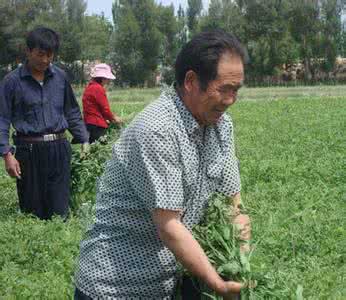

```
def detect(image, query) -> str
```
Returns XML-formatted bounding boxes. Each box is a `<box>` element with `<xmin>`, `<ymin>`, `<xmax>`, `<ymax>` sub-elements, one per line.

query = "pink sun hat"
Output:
<box><xmin>90</xmin><ymin>63</ymin><xmax>116</xmax><ymax>80</ymax></box>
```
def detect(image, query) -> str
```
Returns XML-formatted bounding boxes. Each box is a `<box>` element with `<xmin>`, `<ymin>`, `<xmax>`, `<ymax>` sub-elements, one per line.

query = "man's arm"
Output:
<box><xmin>0</xmin><ymin>77</ymin><xmax>21</xmax><ymax>178</ymax></box>
<box><xmin>0</xmin><ymin>77</ymin><xmax>13</xmax><ymax>156</ymax></box>
<box><xmin>130</xmin><ymin>130</ymin><xmax>242</xmax><ymax>297</ymax></box>
<box><xmin>63</xmin><ymin>80</ymin><xmax>89</xmax><ymax>144</ymax></box>
<box><xmin>152</xmin><ymin>209</ymin><xmax>243</xmax><ymax>299</ymax></box>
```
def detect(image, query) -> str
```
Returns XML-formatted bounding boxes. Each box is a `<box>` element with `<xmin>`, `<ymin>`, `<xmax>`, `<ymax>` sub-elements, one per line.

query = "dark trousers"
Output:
<box><xmin>74</xmin><ymin>288</ymin><xmax>93</xmax><ymax>300</ymax></box>
<box><xmin>74</xmin><ymin>276</ymin><xmax>201</xmax><ymax>300</ymax></box>
<box><xmin>86</xmin><ymin>124</ymin><xmax>107</xmax><ymax>144</ymax></box>
<box><xmin>15</xmin><ymin>139</ymin><xmax>71</xmax><ymax>220</ymax></box>
<box><xmin>180</xmin><ymin>276</ymin><xmax>201</xmax><ymax>300</ymax></box>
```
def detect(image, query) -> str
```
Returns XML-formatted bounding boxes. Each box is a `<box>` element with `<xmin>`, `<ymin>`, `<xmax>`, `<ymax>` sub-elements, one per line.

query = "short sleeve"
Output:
<box><xmin>218</xmin><ymin>123</ymin><xmax>241</xmax><ymax>196</ymax></box>
<box><xmin>128</xmin><ymin>130</ymin><xmax>185</xmax><ymax>211</ymax></box>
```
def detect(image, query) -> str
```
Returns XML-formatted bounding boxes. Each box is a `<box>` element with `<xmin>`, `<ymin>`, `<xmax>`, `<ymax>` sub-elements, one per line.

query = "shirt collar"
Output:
<box><xmin>215</xmin><ymin>113</ymin><xmax>229</xmax><ymax>143</ymax></box>
<box><xmin>20</xmin><ymin>62</ymin><xmax>55</xmax><ymax>79</ymax></box>
<box><xmin>164</xmin><ymin>85</ymin><xmax>200</xmax><ymax>136</ymax></box>
<box><xmin>164</xmin><ymin>85</ymin><xmax>228</xmax><ymax>139</ymax></box>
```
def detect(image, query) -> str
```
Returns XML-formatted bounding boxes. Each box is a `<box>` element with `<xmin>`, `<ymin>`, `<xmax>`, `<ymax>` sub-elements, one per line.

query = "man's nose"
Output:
<box><xmin>43</xmin><ymin>55</ymin><xmax>52</xmax><ymax>63</ymax></box>
<box><xmin>223</xmin><ymin>92</ymin><xmax>237</xmax><ymax>106</ymax></box>
<box><xmin>42</xmin><ymin>56</ymin><xmax>49</xmax><ymax>63</ymax></box>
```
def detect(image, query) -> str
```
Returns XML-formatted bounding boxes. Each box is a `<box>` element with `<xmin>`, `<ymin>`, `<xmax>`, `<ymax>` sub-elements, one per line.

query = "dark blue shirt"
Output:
<box><xmin>0</xmin><ymin>63</ymin><xmax>89</xmax><ymax>155</ymax></box>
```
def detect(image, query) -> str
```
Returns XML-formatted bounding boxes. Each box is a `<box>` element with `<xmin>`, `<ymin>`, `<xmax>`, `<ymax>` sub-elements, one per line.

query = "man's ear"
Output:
<box><xmin>184</xmin><ymin>70</ymin><xmax>199</xmax><ymax>93</ymax></box>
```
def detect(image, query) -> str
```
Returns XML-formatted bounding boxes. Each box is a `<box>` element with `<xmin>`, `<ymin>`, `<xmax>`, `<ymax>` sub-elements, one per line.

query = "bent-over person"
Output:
<box><xmin>74</xmin><ymin>29</ymin><xmax>250</xmax><ymax>299</ymax></box>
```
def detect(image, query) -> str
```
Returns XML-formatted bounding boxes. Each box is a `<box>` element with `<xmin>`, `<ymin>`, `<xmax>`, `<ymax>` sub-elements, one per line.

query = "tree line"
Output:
<box><xmin>0</xmin><ymin>0</ymin><xmax>345</xmax><ymax>86</ymax></box>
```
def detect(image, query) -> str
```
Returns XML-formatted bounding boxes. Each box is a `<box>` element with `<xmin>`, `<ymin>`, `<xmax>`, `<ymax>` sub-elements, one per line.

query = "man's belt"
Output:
<box><xmin>15</xmin><ymin>132</ymin><xmax>66</xmax><ymax>143</ymax></box>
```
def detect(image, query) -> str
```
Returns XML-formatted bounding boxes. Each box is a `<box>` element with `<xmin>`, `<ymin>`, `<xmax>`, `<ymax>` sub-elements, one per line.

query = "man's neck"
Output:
<box><xmin>177</xmin><ymin>86</ymin><xmax>205</xmax><ymax>127</ymax></box>
<box><xmin>27</xmin><ymin>63</ymin><xmax>45</xmax><ymax>82</ymax></box>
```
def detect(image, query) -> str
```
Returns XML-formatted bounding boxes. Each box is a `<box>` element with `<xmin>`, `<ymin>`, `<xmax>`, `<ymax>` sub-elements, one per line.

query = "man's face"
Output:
<box><xmin>188</xmin><ymin>52</ymin><xmax>244</xmax><ymax>125</ymax></box>
<box><xmin>26</xmin><ymin>48</ymin><xmax>54</xmax><ymax>73</ymax></box>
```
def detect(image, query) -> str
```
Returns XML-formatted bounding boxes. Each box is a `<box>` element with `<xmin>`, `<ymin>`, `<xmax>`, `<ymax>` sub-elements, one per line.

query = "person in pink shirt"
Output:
<box><xmin>82</xmin><ymin>63</ymin><xmax>122</xmax><ymax>143</ymax></box>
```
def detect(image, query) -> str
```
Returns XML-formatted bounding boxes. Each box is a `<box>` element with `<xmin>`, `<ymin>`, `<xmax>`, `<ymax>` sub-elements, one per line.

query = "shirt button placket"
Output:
<box><xmin>41</xmin><ymin>87</ymin><xmax>48</xmax><ymax>128</ymax></box>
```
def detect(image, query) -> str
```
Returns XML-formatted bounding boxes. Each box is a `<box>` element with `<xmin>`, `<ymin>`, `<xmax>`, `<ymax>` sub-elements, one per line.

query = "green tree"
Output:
<box><xmin>80</xmin><ymin>15</ymin><xmax>113</xmax><ymax>62</ymax></box>
<box><xmin>199</xmin><ymin>0</ymin><xmax>246</xmax><ymax>42</ymax></box>
<box><xmin>59</xmin><ymin>0</ymin><xmax>86</xmax><ymax>63</ymax></box>
<box><xmin>156</xmin><ymin>4</ymin><xmax>178</xmax><ymax>83</ymax></box>
<box><xmin>66</xmin><ymin>0</ymin><xmax>86</xmax><ymax>26</ymax></box>
<box><xmin>0</xmin><ymin>0</ymin><xmax>18</xmax><ymax>66</ymax></box>
<box><xmin>0</xmin><ymin>0</ymin><xmax>41</xmax><ymax>65</ymax></box>
<box><xmin>111</xmin><ymin>0</ymin><xmax>162</xmax><ymax>86</ymax></box>
<box><xmin>187</xmin><ymin>0</ymin><xmax>202</xmax><ymax>35</ymax></box>
<box><xmin>288</xmin><ymin>0</ymin><xmax>321</xmax><ymax>80</ymax></box>
<box><xmin>177</xmin><ymin>4</ymin><xmax>188</xmax><ymax>48</ymax></box>
<box><xmin>319</xmin><ymin>0</ymin><xmax>344</xmax><ymax>72</ymax></box>
<box><xmin>111</xmin><ymin>0</ymin><xmax>142</xmax><ymax>85</ymax></box>
<box><xmin>243</xmin><ymin>0</ymin><xmax>298</xmax><ymax>78</ymax></box>
<box><xmin>199</xmin><ymin>0</ymin><xmax>298</xmax><ymax>80</ymax></box>
<box><xmin>339</xmin><ymin>19</ymin><xmax>346</xmax><ymax>57</ymax></box>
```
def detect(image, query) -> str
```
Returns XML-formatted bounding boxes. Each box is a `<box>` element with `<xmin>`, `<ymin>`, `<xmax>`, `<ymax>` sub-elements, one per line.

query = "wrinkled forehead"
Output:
<box><xmin>218</xmin><ymin>51</ymin><xmax>244</xmax><ymax>69</ymax></box>
<box><xmin>216</xmin><ymin>52</ymin><xmax>244</xmax><ymax>81</ymax></box>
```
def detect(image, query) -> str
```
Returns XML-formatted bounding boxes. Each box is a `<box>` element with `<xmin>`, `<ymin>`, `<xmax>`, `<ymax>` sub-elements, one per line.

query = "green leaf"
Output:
<box><xmin>222</xmin><ymin>226</ymin><xmax>231</xmax><ymax>241</ymax></box>
<box><xmin>221</xmin><ymin>262</ymin><xmax>242</xmax><ymax>276</ymax></box>
<box><xmin>296</xmin><ymin>285</ymin><xmax>304</xmax><ymax>300</ymax></box>
<box><xmin>240</xmin><ymin>252</ymin><xmax>251</xmax><ymax>273</ymax></box>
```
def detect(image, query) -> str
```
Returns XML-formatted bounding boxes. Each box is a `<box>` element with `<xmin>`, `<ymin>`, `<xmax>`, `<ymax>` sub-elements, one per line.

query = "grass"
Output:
<box><xmin>237</xmin><ymin>84</ymin><xmax>346</xmax><ymax>101</ymax></box>
<box><xmin>104</xmin><ymin>84</ymin><xmax>346</xmax><ymax>104</ymax></box>
<box><xmin>0</xmin><ymin>85</ymin><xmax>345</xmax><ymax>299</ymax></box>
<box><xmin>231</xmin><ymin>97</ymin><xmax>346</xmax><ymax>299</ymax></box>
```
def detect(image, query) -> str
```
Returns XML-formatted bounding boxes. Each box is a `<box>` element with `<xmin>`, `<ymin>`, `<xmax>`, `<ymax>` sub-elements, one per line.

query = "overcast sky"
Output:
<box><xmin>86</xmin><ymin>0</ymin><xmax>210</xmax><ymax>20</ymax></box>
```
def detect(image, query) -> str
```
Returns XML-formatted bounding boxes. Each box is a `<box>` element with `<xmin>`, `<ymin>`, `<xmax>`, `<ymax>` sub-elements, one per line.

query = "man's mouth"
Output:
<box><xmin>39</xmin><ymin>64</ymin><xmax>49</xmax><ymax>69</ymax></box>
<box><xmin>214</xmin><ymin>109</ymin><xmax>225</xmax><ymax>115</ymax></box>
<box><xmin>212</xmin><ymin>111</ymin><xmax>224</xmax><ymax>121</ymax></box>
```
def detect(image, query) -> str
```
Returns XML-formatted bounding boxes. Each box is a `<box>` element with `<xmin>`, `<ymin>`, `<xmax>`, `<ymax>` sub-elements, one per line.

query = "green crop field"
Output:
<box><xmin>0</xmin><ymin>85</ymin><xmax>345</xmax><ymax>299</ymax></box>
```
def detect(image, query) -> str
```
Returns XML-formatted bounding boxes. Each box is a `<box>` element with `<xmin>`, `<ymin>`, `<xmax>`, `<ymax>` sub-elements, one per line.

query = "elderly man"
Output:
<box><xmin>0</xmin><ymin>27</ymin><xmax>89</xmax><ymax>220</ymax></box>
<box><xmin>75</xmin><ymin>29</ymin><xmax>250</xmax><ymax>299</ymax></box>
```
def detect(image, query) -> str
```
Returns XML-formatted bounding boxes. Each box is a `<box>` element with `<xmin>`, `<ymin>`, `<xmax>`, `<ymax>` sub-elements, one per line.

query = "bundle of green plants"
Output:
<box><xmin>70</xmin><ymin>123</ymin><xmax>122</xmax><ymax>212</ymax></box>
<box><xmin>187</xmin><ymin>194</ymin><xmax>273</xmax><ymax>299</ymax></box>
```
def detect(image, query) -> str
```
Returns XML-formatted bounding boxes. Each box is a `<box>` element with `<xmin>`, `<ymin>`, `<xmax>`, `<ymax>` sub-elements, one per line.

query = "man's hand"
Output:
<box><xmin>112</xmin><ymin>115</ymin><xmax>123</xmax><ymax>125</ymax></box>
<box><xmin>220</xmin><ymin>280</ymin><xmax>243</xmax><ymax>300</ymax></box>
<box><xmin>233</xmin><ymin>214</ymin><xmax>251</xmax><ymax>253</ymax></box>
<box><xmin>231</xmin><ymin>193</ymin><xmax>242</xmax><ymax>216</ymax></box>
<box><xmin>4</xmin><ymin>152</ymin><xmax>21</xmax><ymax>179</ymax></box>
<box><xmin>80</xmin><ymin>142</ymin><xmax>90</xmax><ymax>158</ymax></box>
<box><xmin>231</xmin><ymin>193</ymin><xmax>251</xmax><ymax>253</ymax></box>
<box><xmin>152</xmin><ymin>209</ymin><xmax>244</xmax><ymax>298</ymax></box>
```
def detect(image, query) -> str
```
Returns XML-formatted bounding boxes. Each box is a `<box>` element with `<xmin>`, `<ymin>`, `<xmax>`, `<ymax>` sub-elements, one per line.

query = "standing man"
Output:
<box><xmin>75</xmin><ymin>29</ymin><xmax>250</xmax><ymax>299</ymax></box>
<box><xmin>0</xmin><ymin>27</ymin><xmax>89</xmax><ymax>220</ymax></box>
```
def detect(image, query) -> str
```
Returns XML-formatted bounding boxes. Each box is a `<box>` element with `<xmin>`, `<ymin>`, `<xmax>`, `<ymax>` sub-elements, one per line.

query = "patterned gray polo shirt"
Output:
<box><xmin>75</xmin><ymin>87</ymin><xmax>241</xmax><ymax>299</ymax></box>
